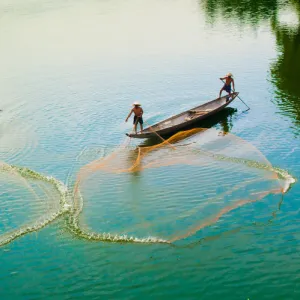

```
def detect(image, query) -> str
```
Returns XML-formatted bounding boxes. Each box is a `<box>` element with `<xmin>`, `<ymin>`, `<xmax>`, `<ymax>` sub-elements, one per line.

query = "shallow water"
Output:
<box><xmin>1</xmin><ymin>0</ymin><xmax>300</xmax><ymax>299</ymax></box>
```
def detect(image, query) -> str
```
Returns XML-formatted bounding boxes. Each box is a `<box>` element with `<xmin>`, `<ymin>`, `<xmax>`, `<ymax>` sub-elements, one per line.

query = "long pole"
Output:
<box><xmin>221</xmin><ymin>79</ymin><xmax>250</xmax><ymax>111</ymax></box>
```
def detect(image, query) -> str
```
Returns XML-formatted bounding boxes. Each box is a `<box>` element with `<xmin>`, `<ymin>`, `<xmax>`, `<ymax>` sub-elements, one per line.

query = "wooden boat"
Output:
<box><xmin>126</xmin><ymin>92</ymin><xmax>238</xmax><ymax>139</ymax></box>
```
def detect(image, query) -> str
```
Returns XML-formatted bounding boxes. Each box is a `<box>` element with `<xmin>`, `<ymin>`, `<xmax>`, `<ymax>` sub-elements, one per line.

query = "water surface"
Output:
<box><xmin>0</xmin><ymin>0</ymin><xmax>300</xmax><ymax>299</ymax></box>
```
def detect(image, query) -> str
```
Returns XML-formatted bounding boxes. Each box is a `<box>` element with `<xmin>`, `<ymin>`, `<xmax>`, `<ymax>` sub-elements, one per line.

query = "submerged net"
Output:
<box><xmin>0</xmin><ymin>128</ymin><xmax>296</xmax><ymax>246</ymax></box>
<box><xmin>71</xmin><ymin>128</ymin><xmax>295</xmax><ymax>243</ymax></box>
<box><xmin>0</xmin><ymin>162</ymin><xmax>69</xmax><ymax>246</ymax></box>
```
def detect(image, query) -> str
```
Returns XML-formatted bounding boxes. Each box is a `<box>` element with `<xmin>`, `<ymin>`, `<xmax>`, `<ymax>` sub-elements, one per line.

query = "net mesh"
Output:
<box><xmin>71</xmin><ymin>128</ymin><xmax>293</xmax><ymax>243</ymax></box>
<box><xmin>0</xmin><ymin>128</ymin><xmax>295</xmax><ymax>245</ymax></box>
<box><xmin>0</xmin><ymin>162</ymin><xmax>68</xmax><ymax>246</ymax></box>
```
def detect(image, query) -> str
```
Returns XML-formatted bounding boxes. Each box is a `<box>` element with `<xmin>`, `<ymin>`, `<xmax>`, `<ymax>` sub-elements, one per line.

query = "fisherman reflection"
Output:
<box><xmin>218</xmin><ymin>108</ymin><xmax>234</xmax><ymax>136</ymax></box>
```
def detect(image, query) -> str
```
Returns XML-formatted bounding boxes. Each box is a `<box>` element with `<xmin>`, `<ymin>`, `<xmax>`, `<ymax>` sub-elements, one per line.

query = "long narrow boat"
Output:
<box><xmin>126</xmin><ymin>92</ymin><xmax>238</xmax><ymax>139</ymax></box>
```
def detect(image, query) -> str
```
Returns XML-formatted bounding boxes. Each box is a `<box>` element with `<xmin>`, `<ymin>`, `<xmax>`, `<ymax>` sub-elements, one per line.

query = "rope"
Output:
<box><xmin>144</xmin><ymin>120</ymin><xmax>176</xmax><ymax>150</ymax></box>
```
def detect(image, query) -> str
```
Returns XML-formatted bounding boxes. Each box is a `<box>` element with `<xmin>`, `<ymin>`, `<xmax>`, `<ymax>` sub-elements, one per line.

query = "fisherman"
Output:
<box><xmin>125</xmin><ymin>102</ymin><xmax>144</xmax><ymax>134</ymax></box>
<box><xmin>219</xmin><ymin>73</ymin><xmax>235</xmax><ymax>100</ymax></box>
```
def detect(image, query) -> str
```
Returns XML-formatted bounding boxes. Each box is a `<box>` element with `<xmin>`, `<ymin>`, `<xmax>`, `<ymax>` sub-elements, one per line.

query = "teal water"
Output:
<box><xmin>1</xmin><ymin>0</ymin><xmax>300</xmax><ymax>299</ymax></box>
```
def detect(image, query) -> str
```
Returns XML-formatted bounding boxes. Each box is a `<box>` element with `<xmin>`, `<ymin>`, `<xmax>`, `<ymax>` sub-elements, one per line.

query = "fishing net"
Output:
<box><xmin>72</xmin><ymin>128</ymin><xmax>294</xmax><ymax>243</ymax></box>
<box><xmin>0</xmin><ymin>128</ymin><xmax>295</xmax><ymax>246</ymax></box>
<box><xmin>0</xmin><ymin>162</ymin><xmax>69</xmax><ymax>246</ymax></box>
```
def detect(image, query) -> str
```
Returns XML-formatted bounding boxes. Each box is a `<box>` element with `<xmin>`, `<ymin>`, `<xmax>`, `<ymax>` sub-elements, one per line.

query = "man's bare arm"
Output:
<box><xmin>125</xmin><ymin>109</ymin><xmax>133</xmax><ymax>122</ymax></box>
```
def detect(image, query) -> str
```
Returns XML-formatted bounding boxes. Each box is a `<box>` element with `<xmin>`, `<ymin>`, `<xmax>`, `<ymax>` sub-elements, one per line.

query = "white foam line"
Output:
<box><xmin>69</xmin><ymin>189</ymin><xmax>168</xmax><ymax>244</ymax></box>
<box><xmin>0</xmin><ymin>150</ymin><xmax>296</xmax><ymax>246</ymax></box>
<box><xmin>0</xmin><ymin>164</ymin><xmax>168</xmax><ymax>246</ymax></box>
<box><xmin>0</xmin><ymin>165</ymin><xmax>71</xmax><ymax>247</ymax></box>
<box><xmin>191</xmin><ymin>149</ymin><xmax>296</xmax><ymax>193</ymax></box>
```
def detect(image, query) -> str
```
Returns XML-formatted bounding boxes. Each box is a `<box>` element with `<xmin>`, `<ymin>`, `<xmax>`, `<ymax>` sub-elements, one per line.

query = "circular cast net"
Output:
<box><xmin>0</xmin><ymin>128</ymin><xmax>295</xmax><ymax>246</ymax></box>
<box><xmin>71</xmin><ymin>128</ymin><xmax>294</xmax><ymax>243</ymax></box>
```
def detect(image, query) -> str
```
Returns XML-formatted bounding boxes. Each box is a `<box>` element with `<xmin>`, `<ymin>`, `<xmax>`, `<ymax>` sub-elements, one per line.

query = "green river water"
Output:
<box><xmin>0</xmin><ymin>0</ymin><xmax>300</xmax><ymax>299</ymax></box>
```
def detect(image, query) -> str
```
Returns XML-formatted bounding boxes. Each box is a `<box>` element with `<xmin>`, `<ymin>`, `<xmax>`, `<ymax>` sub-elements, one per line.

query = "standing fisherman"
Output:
<box><xmin>125</xmin><ymin>102</ymin><xmax>144</xmax><ymax>134</ymax></box>
<box><xmin>219</xmin><ymin>73</ymin><xmax>235</xmax><ymax>100</ymax></box>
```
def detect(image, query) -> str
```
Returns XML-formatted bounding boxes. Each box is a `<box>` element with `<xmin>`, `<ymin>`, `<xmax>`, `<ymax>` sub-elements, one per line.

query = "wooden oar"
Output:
<box><xmin>220</xmin><ymin>79</ymin><xmax>250</xmax><ymax>111</ymax></box>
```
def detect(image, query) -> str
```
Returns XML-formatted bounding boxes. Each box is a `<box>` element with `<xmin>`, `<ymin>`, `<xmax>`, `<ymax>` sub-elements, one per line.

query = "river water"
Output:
<box><xmin>0</xmin><ymin>0</ymin><xmax>300</xmax><ymax>299</ymax></box>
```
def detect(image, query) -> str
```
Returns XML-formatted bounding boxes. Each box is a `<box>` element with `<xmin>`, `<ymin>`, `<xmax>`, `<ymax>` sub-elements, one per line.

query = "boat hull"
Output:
<box><xmin>127</xmin><ymin>93</ymin><xmax>238</xmax><ymax>139</ymax></box>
